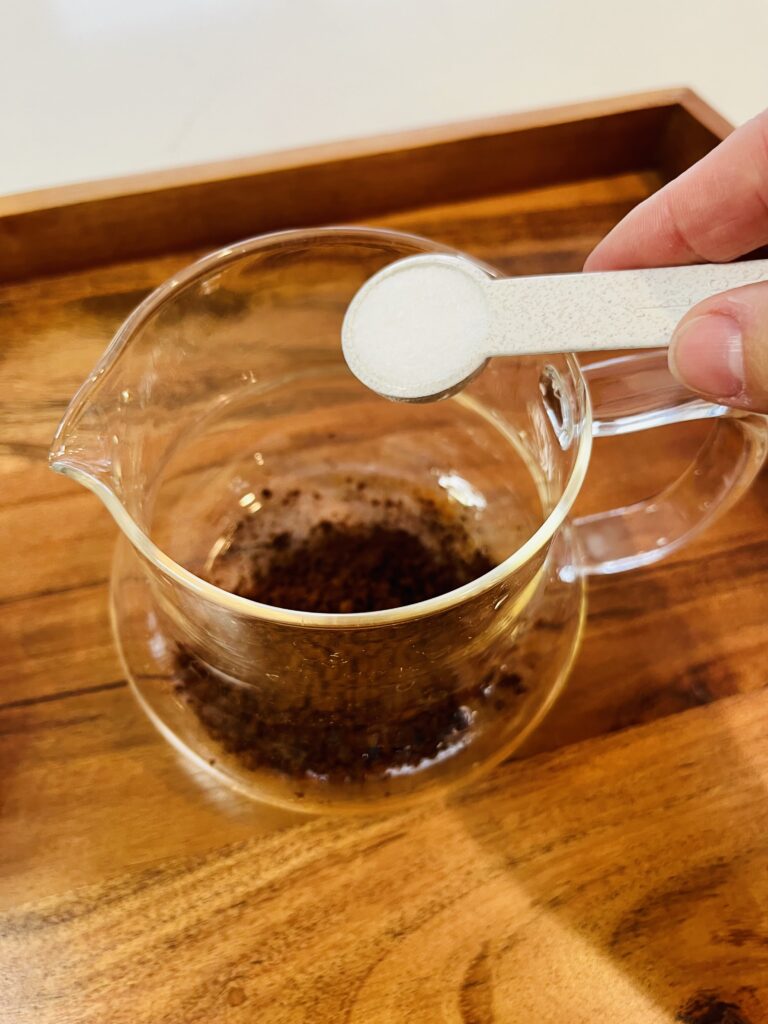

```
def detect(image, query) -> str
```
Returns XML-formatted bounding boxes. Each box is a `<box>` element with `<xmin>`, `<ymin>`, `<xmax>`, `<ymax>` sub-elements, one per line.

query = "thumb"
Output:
<box><xmin>668</xmin><ymin>281</ymin><xmax>768</xmax><ymax>412</ymax></box>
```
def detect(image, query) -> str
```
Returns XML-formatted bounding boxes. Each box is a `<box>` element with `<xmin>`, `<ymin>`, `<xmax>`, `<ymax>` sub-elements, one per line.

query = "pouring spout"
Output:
<box><xmin>48</xmin><ymin>370</ymin><xmax>121</xmax><ymax>500</ymax></box>
<box><xmin>49</xmin><ymin>434</ymin><xmax>112</xmax><ymax>486</ymax></box>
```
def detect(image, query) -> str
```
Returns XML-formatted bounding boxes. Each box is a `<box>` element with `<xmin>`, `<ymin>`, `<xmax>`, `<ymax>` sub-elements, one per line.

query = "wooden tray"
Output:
<box><xmin>3</xmin><ymin>89</ymin><xmax>768</xmax><ymax>1023</ymax></box>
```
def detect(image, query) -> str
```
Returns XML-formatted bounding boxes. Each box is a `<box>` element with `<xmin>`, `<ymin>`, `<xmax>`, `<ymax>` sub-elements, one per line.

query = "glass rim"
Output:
<box><xmin>51</xmin><ymin>226</ymin><xmax>593</xmax><ymax>627</ymax></box>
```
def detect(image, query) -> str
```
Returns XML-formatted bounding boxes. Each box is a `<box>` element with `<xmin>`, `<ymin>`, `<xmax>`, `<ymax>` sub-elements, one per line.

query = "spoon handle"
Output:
<box><xmin>486</xmin><ymin>258</ymin><xmax>768</xmax><ymax>355</ymax></box>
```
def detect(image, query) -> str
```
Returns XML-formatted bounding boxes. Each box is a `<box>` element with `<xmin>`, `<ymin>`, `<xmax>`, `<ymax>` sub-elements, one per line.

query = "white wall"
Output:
<box><xmin>2</xmin><ymin>0</ymin><xmax>766</xmax><ymax>196</ymax></box>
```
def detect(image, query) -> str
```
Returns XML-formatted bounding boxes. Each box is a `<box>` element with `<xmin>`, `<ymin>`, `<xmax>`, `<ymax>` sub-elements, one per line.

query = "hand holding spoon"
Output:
<box><xmin>341</xmin><ymin>254</ymin><xmax>768</xmax><ymax>401</ymax></box>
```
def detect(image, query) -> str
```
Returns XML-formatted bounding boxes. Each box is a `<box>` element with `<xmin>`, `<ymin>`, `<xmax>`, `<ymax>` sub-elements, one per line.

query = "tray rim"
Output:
<box><xmin>0</xmin><ymin>87</ymin><xmax>731</xmax><ymax>284</ymax></box>
<box><xmin>0</xmin><ymin>87</ymin><xmax>731</xmax><ymax>217</ymax></box>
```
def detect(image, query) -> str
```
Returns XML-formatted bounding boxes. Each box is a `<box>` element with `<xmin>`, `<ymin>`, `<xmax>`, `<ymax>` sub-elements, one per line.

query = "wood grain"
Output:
<box><xmin>0</xmin><ymin>89</ymin><xmax>727</xmax><ymax>284</ymax></box>
<box><xmin>4</xmin><ymin>689</ymin><xmax>768</xmax><ymax>1022</ymax></box>
<box><xmin>3</xmin><ymin>93</ymin><xmax>768</xmax><ymax>1022</ymax></box>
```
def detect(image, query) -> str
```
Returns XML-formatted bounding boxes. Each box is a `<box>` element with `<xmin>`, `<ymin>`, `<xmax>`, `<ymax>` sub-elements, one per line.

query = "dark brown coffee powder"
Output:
<box><xmin>173</xmin><ymin>481</ymin><xmax>526</xmax><ymax>789</ymax></box>
<box><xmin>236</xmin><ymin>515</ymin><xmax>494</xmax><ymax>613</ymax></box>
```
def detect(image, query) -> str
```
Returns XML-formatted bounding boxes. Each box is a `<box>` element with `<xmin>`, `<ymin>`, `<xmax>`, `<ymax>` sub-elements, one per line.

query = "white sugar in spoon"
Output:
<box><xmin>341</xmin><ymin>254</ymin><xmax>768</xmax><ymax>401</ymax></box>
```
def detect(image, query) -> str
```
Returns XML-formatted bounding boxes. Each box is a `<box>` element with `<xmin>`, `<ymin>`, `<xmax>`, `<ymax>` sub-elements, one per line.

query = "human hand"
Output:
<box><xmin>585</xmin><ymin>108</ymin><xmax>768</xmax><ymax>412</ymax></box>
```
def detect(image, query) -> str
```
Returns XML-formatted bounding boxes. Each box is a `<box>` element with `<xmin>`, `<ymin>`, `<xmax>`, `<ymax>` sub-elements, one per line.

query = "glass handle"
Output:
<box><xmin>572</xmin><ymin>351</ymin><xmax>768</xmax><ymax>576</ymax></box>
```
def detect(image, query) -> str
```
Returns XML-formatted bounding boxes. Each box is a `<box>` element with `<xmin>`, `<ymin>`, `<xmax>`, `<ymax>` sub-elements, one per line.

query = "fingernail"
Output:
<box><xmin>669</xmin><ymin>313</ymin><xmax>745</xmax><ymax>397</ymax></box>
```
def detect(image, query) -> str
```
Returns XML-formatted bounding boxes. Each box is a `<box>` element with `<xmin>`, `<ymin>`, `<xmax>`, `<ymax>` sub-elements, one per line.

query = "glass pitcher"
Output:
<box><xmin>50</xmin><ymin>228</ymin><xmax>768</xmax><ymax>813</ymax></box>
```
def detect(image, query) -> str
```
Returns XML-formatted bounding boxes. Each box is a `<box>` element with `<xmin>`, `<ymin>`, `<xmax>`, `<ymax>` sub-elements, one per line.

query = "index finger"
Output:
<box><xmin>584</xmin><ymin>107</ymin><xmax>768</xmax><ymax>271</ymax></box>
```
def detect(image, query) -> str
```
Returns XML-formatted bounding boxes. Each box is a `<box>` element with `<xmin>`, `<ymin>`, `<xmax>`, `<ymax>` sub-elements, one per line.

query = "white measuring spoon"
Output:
<box><xmin>341</xmin><ymin>253</ymin><xmax>768</xmax><ymax>401</ymax></box>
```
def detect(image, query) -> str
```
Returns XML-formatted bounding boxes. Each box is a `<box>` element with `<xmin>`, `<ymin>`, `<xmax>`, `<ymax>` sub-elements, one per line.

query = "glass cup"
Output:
<box><xmin>50</xmin><ymin>228</ymin><xmax>768</xmax><ymax>813</ymax></box>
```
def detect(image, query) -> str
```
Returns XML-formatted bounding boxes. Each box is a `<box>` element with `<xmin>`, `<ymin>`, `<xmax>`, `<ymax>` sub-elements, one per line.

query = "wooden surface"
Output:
<box><xmin>3</xmin><ymin>92</ymin><xmax>768</xmax><ymax>1023</ymax></box>
<box><xmin>0</xmin><ymin>87</ymin><xmax>728</xmax><ymax>284</ymax></box>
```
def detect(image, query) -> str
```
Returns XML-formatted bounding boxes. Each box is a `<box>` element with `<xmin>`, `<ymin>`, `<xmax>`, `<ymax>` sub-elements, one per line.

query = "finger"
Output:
<box><xmin>585</xmin><ymin>108</ymin><xmax>768</xmax><ymax>271</ymax></box>
<box><xmin>668</xmin><ymin>281</ymin><xmax>768</xmax><ymax>411</ymax></box>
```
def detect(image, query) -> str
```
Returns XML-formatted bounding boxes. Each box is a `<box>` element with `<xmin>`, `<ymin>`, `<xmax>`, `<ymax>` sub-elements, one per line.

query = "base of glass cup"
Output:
<box><xmin>110</xmin><ymin>530</ymin><xmax>587</xmax><ymax>815</ymax></box>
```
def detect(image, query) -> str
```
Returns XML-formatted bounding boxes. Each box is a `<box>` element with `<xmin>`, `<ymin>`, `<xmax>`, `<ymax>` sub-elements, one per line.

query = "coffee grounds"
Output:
<box><xmin>175</xmin><ymin>645</ymin><xmax>525</xmax><ymax>788</ymax></box>
<box><xmin>237</xmin><ymin>517</ymin><xmax>493</xmax><ymax>613</ymax></box>
<box><xmin>173</xmin><ymin>482</ymin><xmax>527</xmax><ymax>789</ymax></box>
